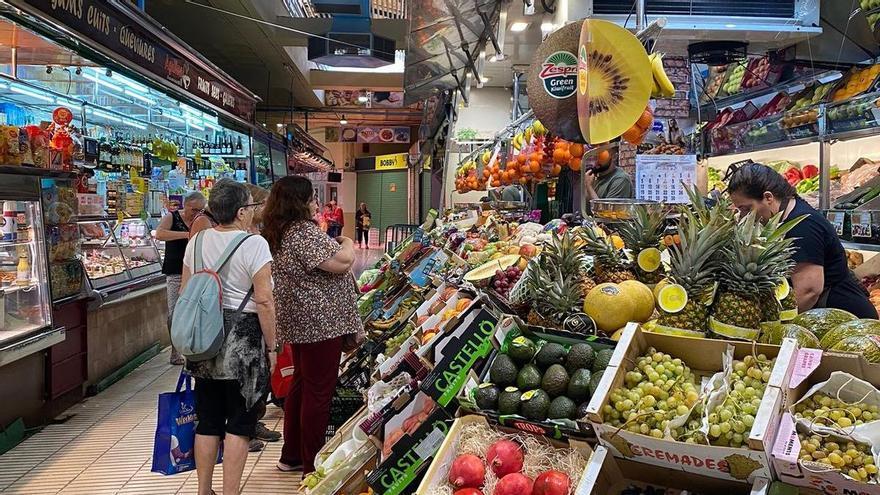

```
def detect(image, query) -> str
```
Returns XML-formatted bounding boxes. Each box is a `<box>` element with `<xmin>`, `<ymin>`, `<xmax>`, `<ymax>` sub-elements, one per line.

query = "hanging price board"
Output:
<box><xmin>635</xmin><ymin>154</ymin><xmax>698</xmax><ymax>203</ymax></box>
<box><xmin>851</xmin><ymin>211</ymin><xmax>872</xmax><ymax>238</ymax></box>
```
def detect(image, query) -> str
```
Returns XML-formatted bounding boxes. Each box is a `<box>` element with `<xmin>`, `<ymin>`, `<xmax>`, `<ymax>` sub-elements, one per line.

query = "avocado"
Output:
<box><xmin>474</xmin><ymin>383</ymin><xmax>500</xmax><ymax>410</ymax></box>
<box><xmin>565</xmin><ymin>343</ymin><xmax>595</xmax><ymax>373</ymax></box>
<box><xmin>577</xmin><ymin>401</ymin><xmax>591</xmax><ymax>419</ymax></box>
<box><xmin>535</xmin><ymin>342</ymin><xmax>567</xmax><ymax>369</ymax></box>
<box><xmin>516</xmin><ymin>364</ymin><xmax>543</xmax><ymax>391</ymax></box>
<box><xmin>592</xmin><ymin>348</ymin><xmax>615</xmax><ymax>373</ymax></box>
<box><xmin>541</xmin><ymin>364</ymin><xmax>570</xmax><ymax>397</ymax></box>
<box><xmin>508</xmin><ymin>336</ymin><xmax>538</xmax><ymax>364</ymax></box>
<box><xmin>490</xmin><ymin>354</ymin><xmax>519</xmax><ymax>387</ymax></box>
<box><xmin>567</xmin><ymin>368</ymin><xmax>592</xmax><ymax>402</ymax></box>
<box><xmin>589</xmin><ymin>369</ymin><xmax>605</xmax><ymax>397</ymax></box>
<box><xmin>548</xmin><ymin>396</ymin><xmax>578</xmax><ymax>420</ymax></box>
<box><xmin>520</xmin><ymin>389</ymin><xmax>550</xmax><ymax>421</ymax></box>
<box><xmin>498</xmin><ymin>387</ymin><xmax>522</xmax><ymax>415</ymax></box>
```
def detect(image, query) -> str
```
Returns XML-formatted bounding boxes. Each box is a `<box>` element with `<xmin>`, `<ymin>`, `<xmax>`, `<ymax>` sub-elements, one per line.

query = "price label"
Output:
<box><xmin>826</xmin><ymin>211</ymin><xmax>846</xmax><ymax>236</ymax></box>
<box><xmin>851</xmin><ymin>211</ymin><xmax>873</xmax><ymax>238</ymax></box>
<box><xmin>790</xmin><ymin>348</ymin><xmax>822</xmax><ymax>388</ymax></box>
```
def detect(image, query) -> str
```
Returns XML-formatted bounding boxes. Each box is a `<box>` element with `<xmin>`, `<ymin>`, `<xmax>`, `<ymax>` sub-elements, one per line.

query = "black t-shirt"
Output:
<box><xmin>161</xmin><ymin>210</ymin><xmax>189</xmax><ymax>276</ymax></box>
<box><xmin>786</xmin><ymin>197</ymin><xmax>877</xmax><ymax>318</ymax></box>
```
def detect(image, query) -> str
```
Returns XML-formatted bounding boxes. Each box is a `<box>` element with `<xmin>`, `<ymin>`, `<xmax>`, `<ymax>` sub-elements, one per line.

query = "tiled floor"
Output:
<box><xmin>0</xmin><ymin>350</ymin><xmax>297</xmax><ymax>494</ymax></box>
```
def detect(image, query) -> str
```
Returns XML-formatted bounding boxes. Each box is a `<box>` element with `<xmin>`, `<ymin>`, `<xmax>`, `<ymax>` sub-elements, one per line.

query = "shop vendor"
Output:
<box><xmin>584</xmin><ymin>147</ymin><xmax>634</xmax><ymax>201</ymax></box>
<box><xmin>727</xmin><ymin>162</ymin><xmax>877</xmax><ymax>318</ymax></box>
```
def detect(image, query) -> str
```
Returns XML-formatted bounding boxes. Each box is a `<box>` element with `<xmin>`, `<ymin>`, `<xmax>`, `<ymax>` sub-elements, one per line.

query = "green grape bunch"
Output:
<box><xmin>798</xmin><ymin>434</ymin><xmax>879</xmax><ymax>483</ymax></box>
<box><xmin>794</xmin><ymin>393</ymin><xmax>880</xmax><ymax>430</ymax></box>
<box><xmin>701</xmin><ymin>355</ymin><xmax>775</xmax><ymax>449</ymax></box>
<box><xmin>604</xmin><ymin>348</ymin><xmax>701</xmax><ymax>439</ymax></box>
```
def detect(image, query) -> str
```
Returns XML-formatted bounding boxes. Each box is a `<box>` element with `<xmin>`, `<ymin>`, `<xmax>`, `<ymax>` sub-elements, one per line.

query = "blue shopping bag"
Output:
<box><xmin>152</xmin><ymin>371</ymin><xmax>223</xmax><ymax>475</ymax></box>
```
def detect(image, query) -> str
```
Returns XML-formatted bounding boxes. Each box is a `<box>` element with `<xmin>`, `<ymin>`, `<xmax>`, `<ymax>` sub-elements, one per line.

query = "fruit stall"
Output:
<box><xmin>304</xmin><ymin>18</ymin><xmax>880</xmax><ymax>495</ymax></box>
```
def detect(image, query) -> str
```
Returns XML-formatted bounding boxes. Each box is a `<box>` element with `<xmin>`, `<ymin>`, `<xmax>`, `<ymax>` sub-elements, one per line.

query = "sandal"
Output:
<box><xmin>276</xmin><ymin>461</ymin><xmax>303</xmax><ymax>472</ymax></box>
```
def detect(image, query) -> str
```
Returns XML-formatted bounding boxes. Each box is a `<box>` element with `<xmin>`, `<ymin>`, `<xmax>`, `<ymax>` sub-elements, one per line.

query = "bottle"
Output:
<box><xmin>16</xmin><ymin>253</ymin><xmax>29</xmax><ymax>283</ymax></box>
<box><xmin>222</xmin><ymin>136</ymin><xmax>231</xmax><ymax>154</ymax></box>
<box><xmin>235</xmin><ymin>162</ymin><xmax>246</xmax><ymax>182</ymax></box>
<box><xmin>215</xmin><ymin>134</ymin><xmax>222</xmax><ymax>155</ymax></box>
<box><xmin>235</xmin><ymin>136</ymin><xmax>243</xmax><ymax>153</ymax></box>
<box><xmin>1</xmin><ymin>201</ymin><xmax>16</xmax><ymax>242</ymax></box>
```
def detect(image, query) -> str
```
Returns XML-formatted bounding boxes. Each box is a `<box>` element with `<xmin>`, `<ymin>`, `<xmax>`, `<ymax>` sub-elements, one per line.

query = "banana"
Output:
<box><xmin>532</xmin><ymin>120</ymin><xmax>546</xmax><ymax>136</ymax></box>
<box><xmin>481</xmin><ymin>150</ymin><xmax>491</xmax><ymax>165</ymax></box>
<box><xmin>524</xmin><ymin>127</ymin><xmax>533</xmax><ymax>144</ymax></box>
<box><xmin>650</xmin><ymin>52</ymin><xmax>675</xmax><ymax>98</ymax></box>
<box><xmin>512</xmin><ymin>133</ymin><xmax>523</xmax><ymax>150</ymax></box>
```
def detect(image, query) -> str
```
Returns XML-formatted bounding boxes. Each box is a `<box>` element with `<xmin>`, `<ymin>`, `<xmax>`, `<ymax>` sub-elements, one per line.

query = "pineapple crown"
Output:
<box><xmin>579</xmin><ymin>225</ymin><xmax>631</xmax><ymax>272</ymax></box>
<box><xmin>667</xmin><ymin>205</ymin><xmax>733</xmax><ymax>296</ymax></box>
<box><xmin>539</xmin><ymin>230</ymin><xmax>587</xmax><ymax>274</ymax></box>
<box><xmin>616</xmin><ymin>205</ymin><xmax>666</xmax><ymax>252</ymax></box>
<box><xmin>684</xmin><ymin>183</ymin><xmax>734</xmax><ymax>229</ymax></box>
<box><xmin>718</xmin><ymin>211</ymin><xmax>806</xmax><ymax>295</ymax></box>
<box><xmin>527</xmin><ymin>263</ymin><xmax>583</xmax><ymax>323</ymax></box>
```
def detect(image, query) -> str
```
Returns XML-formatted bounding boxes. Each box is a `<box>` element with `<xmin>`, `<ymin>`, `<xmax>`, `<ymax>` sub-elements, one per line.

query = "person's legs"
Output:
<box><xmin>364</xmin><ymin>228</ymin><xmax>370</xmax><ymax>249</ymax></box>
<box><xmin>298</xmin><ymin>336</ymin><xmax>344</xmax><ymax>473</ymax></box>
<box><xmin>166</xmin><ymin>275</ymin><xmax>184</xmax><ymax>365</ymax></box>
<box><xmin>194</xmin><ymin>378</ymin><xmax>225</xmax><ymax>495</ymax></box>
<box><xmin>356</xmin><ymin>228</ymin><xmax>363</xmax><ymax>248</ymax></box>
<box><xmin>223</xmin><ymin>380</ymin><xmax>261</xmax><ymax>495</ymax></box>
<box><xmin>280</xmin><ymin>344</ymin><xmax>304</xmax><ymax>468</ymax></box>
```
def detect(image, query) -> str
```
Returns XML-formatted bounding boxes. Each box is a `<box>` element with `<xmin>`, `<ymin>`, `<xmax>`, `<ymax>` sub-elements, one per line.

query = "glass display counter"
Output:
<box><xmin>78</xmin><ymin>218</ymin><xmax>162</xmax><ymax>296</ymax></box>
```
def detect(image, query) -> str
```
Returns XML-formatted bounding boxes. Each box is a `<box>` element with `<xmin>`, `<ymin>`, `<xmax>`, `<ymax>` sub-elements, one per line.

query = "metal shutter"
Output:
<box><xmin>380</xmin><ymin>171</ymin><xmax>410</xmax><ymax>242</ymax></box>
<box><xmin>356</xmin><ymin>172</ymin><xmax>383</xmax><ymax>239</ymax></box>
<box><xmin>420</xmin><ymin>170</ymin><xmax>431</xmax><ymax>223</ymax></box>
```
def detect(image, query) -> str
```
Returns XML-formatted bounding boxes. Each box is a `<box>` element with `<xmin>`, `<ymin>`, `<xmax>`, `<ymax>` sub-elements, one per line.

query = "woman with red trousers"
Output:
<box><xmin>261</xmin><ymin>176</ymin><xmax>364</xmax><ymax>475</ymax></box>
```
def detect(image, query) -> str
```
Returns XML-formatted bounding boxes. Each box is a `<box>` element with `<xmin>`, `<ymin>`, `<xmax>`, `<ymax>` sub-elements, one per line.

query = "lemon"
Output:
<box><xmin>775</xmin><ymin>278</ymin><xmax>791</xmax><ymax>301</ymax></box>
<box><xmin>610</xmin><ymin>234</ymin><xmax>625</xmax><ymax>250</ymax></box>
<box><xmin>657</xmin><ymin>284</ymin><xmax>688</xmax><ymax>314</ymax></box>
<box><xmin>636</xmin><ymin>247</ymin><xmax>662</xmax><ymax>273</ymax></box>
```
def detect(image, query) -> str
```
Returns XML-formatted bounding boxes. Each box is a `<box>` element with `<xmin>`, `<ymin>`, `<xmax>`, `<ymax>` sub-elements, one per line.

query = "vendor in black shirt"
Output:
<box><xmin>727</xmin><ymin>163</ymin><xmax>877</xmax><ymax>318</ymax></box>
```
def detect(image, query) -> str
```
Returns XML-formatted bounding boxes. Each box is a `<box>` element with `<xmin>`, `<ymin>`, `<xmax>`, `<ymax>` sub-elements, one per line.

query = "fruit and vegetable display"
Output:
<box><xmin>471</xmin><ymin>336</ymin><xmax>613</xmax><ymax>424</ymax></box>
<box><xmin>423</xmin><ymin>418</ymin><xmax>589</xmax><ymax>495</ymax></box>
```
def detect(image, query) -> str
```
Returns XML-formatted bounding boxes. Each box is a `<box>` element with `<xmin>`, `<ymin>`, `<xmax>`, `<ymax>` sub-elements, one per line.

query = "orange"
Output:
<box><xmin>501</xmin><ymin>171</ymin><xmax>510</xmax><ymax>182</ymax></box>
<box><xmin>517</xmin><ymin>153</ymin><xmax>527</xmax><ymax>165</ymax></box>
<box><xmin>553</xmin><ymin>148</ymin><xmax>567</xmax><ymax>163</ymax></box>
<box><xmin>551</xmin><ymin>164</ymin><xmax>562</xmax><ymax>176</ymax></box>
<box><xmin>506</xmin><ymin>160</ymin><xmax>517</xmax><ymax>170</ymax></box>
<box><xmin>529</xmin><ymin>160</ymin><xmax>541</xmax><ymax>173</ymax></box>
<box><xmin>519</xmin><ymin>177</ymin><xmax>529</xmax><ymax>185</ymax></box>
<box><xmin>530</xmin><ymin>152</ymin><xmax>541</xmax><ymax>162</ymax></box>
<box><xmin>492</xmin><ymin>179</ymin><xmax>501</xmax><ymax>187</ymax></box>
<box><xmin>569</xmin><ymin>143</ymin><xmax>584</xmax><ymax>158</ymax></box>
<box><xmin>622</xmin><ymin>126</ymin><xmax>644</xmax><ymax>145</ymax></box>
<box><xmin>636</xmin><ymin>108</ymin><xmax>654</xmax><ymax>130</ymax></box>
<box><xmin>597</xmin><ymin>150</ymin><xmax>611</xmax><ymax>166</ymax></box>
<box><xmin>569</xmin><ymin>156</ymin><xmax>582</xmax><ymax>171</ymax></box>
<box><xmin>483</xmin><ymin>169</ymin><xmax>490</xmax><ymax>179</ymax></box>
<box><xmin>492</xmin><ymin>172</ymin><xmax>500</xmax><ymax>181</ymax></box>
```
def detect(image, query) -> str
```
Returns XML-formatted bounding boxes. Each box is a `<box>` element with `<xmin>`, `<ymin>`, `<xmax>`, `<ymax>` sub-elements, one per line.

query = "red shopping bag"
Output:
<box><xmin>270</xmin><ymin>344</ymin><xmax>297</xmax><ymax>404</ymax></box>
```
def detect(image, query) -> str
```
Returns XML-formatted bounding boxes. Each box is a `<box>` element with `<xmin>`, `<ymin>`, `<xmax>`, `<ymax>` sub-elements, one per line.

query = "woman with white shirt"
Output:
<box><xmin>179</xmin><ymin>179</ymin><xmax>277</xmax><ymax>495</ymax></box>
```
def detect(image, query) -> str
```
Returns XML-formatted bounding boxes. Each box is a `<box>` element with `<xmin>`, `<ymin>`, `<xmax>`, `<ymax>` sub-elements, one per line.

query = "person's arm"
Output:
<box><xmin>189</xmin><ymin>215</ymin><xmax>213</xmax><ymax>236</ymax></box>
<box><xmin>792</xmin><ymin>262</ymin><xmax>824</xmax><ymax>311</ymax></box>
<box><xmin>251</xmin><ymin>262</ymin><xmax>277</xmax><ymax>371</ymax></box>
<box><xmin>155</xmin><ymin>213</ymin><xmax>189</xmax><ymax>241</ymax></box>
<box><xmin>318</xmin><ymin>237</ymin><xmax>355</xmax><ymax>273</ymax></box>
<box><xmin>584</xmin><ymin>171</ymin><xmax>599</xmax><ymax>201</ymax></box>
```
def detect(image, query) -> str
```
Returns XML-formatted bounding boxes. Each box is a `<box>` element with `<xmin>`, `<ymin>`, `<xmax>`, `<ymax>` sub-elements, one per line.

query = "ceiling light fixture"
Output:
<box><xmin>83</xmin><ymin>73</ymin><xmax>124</xmax><ymax>92</ymax></box>
<box><xmin>357</xmin><ymin>93</ymin><xmax>369</xmax><ymax>103</ymax></box>
<box><xmin>339</xmin><ymin>115</ymin><xmax>348</xmax><ymax>125</ymax></box>
<box><xmin>74</xmin><ymin>67</ymin><xmax>82</xmax><ymax>75</ymax></box>
<box><xmin>45</xmin><ymin>66</ymin><xmax>53</xmax><ymax>74</ymax></box>
<box><xmin>510</xmin><ymin>22</ymin><xmax>528</xmax><ymax>32</ymax></box>
<box><xmin>540</xmin><ymin>22</ymin><xmax>554</xmax><ymax>33</ymax></box>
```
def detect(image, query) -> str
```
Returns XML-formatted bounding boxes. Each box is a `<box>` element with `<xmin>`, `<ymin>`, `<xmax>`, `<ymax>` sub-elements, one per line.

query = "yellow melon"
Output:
<box><xmin>619</xmin><ymin>280</ymin><xmax>655</xmax><ymax>323</ymax></box>
<box><xmin>583</xmin><ymin>283</ymin><xmax>635</xmax><ymax>332</ymax></box>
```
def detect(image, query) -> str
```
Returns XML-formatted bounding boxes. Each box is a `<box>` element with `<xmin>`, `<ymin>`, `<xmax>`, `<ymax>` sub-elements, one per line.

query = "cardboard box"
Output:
<box><xmin>581</xmin><ymin>446</ymin><xmax>775</xmax><ymax>494</ymax></box>
<box><xmin>585</xmin><ymin>324</ymin><xmax>786</xmax><ymax>483</ymax></box>
<box><xmin>420</xmin><ymin>307</ymin><xmax>500</xmax><ymax>408</ymax></box>
<box><xmin>415</xmin><ymin>415</ymin><xmax>594</xmax><ymax>494</ymax></box>
<box><xmin>456</xmin><ymin>322</ymin><xmax>617</xmax><ymax>441</ymax></box>
<box><xmin>366</xmin><ymin>402</ymin><xmax>455</xmax><ymax>495</ymax></box>
<box><xmin>770</xmin><ymin>340</ymin><xmax>880</xmax><ymax>494</ymax></box>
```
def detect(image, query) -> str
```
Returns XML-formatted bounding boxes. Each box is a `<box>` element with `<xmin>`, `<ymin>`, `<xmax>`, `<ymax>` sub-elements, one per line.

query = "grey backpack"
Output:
<box><xmin>171</xmin><ymin>232</ymin><xmax>253</xmax><ymax>362</ymax></box>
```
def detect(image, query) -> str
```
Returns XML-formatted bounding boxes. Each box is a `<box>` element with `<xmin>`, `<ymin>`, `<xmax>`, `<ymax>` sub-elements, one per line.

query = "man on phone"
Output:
<box><xmin>584</xmin><ymin>148</ymin><xmax>634</xmax><ymax>201</ymax></box>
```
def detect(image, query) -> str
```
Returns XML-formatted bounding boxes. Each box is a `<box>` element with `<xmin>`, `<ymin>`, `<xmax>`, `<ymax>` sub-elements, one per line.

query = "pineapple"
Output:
<box><xmin>580</xmin><ymin>226</ymin><xmax>636</xmax><ymax>284</ymax></box>
<box><xmin>657</xmin><ymin>203</ymin><xmax>732</xmax><ymax>332</ymax></box>
<box><xmin>712</xmin><ymin>212</ymin><xmax>805</xmax><ymax>333</ymax></box>
<box><xmin>759</xmin><ymin>292</ymin><xmax>782</xmax><ymax>322</ymax></box>
<box><xmin>525</xmin><ymin>264</ymin><xmax>583</xmax><ymax>328</ymax></box>
<box><xmin>616</xmin><ymin>205</ymin><xmax>667</xmax><ymax>284</ymax></box>
<box><xmin>540</xmin><ymin>230</ymin><xmax>596</xmax><ymax>297</ymax></box>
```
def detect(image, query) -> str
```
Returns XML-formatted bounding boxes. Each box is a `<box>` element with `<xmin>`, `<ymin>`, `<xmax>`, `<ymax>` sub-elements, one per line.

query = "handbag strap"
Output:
<box><xmin>213</xmin><ymin>233</ymin><xmax>253</xmax><ymax>272</ymax></box>
<box><xmin>175</xmin><ymin>370</ymin><xmax>192</xmax><ymax>393</ymax></box>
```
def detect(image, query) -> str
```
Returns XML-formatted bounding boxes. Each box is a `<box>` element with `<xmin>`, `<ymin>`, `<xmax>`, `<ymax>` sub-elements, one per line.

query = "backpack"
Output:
<box><xmin>171</xmin><ymin>231</ymin><xmax>253</xmax><ymax>362</ymax></box>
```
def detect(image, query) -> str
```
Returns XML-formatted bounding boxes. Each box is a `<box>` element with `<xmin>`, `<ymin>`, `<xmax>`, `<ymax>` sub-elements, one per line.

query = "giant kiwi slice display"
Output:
<box><xmin>577</xmin><ymin>19</ymin><xmax>652</xmax><ymax>144</ymax></box>
<box><xmin>526</xmin><ymin>21</ymin><xmax>584</xmax><ymax>143</ymax></box>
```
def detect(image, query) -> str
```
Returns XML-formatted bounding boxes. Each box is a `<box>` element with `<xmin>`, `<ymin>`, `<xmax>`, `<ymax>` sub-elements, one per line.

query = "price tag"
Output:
<box><xmin>851</xmin><ymin>211</ymin><xmax>873</xmax><ymax>238</ymax></box>
<box><xmin>790</xmin><ymin>348</ymin><xmax>822</xmax><ymax>388</ymax></box>
<box><xmin>826</xmin><ymin>211</ymin><xmax>846</xmax><ymax>236</ymax></box>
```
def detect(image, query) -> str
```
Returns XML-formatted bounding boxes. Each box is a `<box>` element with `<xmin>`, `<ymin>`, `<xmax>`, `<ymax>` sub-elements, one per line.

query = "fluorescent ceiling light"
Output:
<box><xmin>358</xmin><ymin>95</ymin><xmax>369</xmax><ymax>103</ymax></box>
<box><xmin>117</xmin><ymin>76</ymin><xmax>149</xmax><ymax>93</ymax></box>
<box><xmin>92</xmin><ymin>109</ymin><xmax>122</xmax><ymax>123</ymax></box>
<box><xmin>340</xmin><ymin>115</ymin><xmax>348</xmax><ymax>125</ymax></box>
<box><xmin>124</xmin><ymin>89</ymin><xmax>156</xmax><ymax>105</ymax></box>
<box><xmin>510</xmin><ymin>22</ymin><xmax>528</xmax><ymax>32</ymax></box>
<box><xmin>725</xmin><ymin>23</ymin><xmax>737</xmax><ymax>28</ymax></box>
<box><xmin>187</xmin><ymin>119</ymin><xmax>205</xmax><ymax>131</ymax></box>
<box><xmin>83</xmin><ymin>73</ymin><xmax>123</xmax><ymax>92</ymax></box>
<box><xmin>10</xmin><ymin>85</ymin><xmax>54</xmax><ymax>103</ymax></box>
<box><xmin>162</xmin><ymin>112</ymin><xmax>186</xmax><ymax>124</ymax></box>
<box><xmin>126</xmin><ymin>120</ymin><xmax>147</xmax><ymax>130</ymax></box>
<box><xmin>203</xmin><ymin>121</ymin><xmax>222</xmax><ymax>131</ymax></box>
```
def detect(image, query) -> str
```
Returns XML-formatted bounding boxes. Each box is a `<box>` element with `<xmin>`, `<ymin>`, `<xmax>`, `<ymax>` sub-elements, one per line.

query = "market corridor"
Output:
<box><xmin>0</xmin><ymin>349</ymin><xmax>293</xmax><ymax>494</ymax></box>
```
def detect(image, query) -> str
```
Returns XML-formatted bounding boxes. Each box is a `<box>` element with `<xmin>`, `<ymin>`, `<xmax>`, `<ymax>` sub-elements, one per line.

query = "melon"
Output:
<box><xmin>758</xmin><ymin>323</ymin><xmax>820</xmax><ymax>348</ymax></box>
<box><xmin>819</xmin><ymin>319</ymin><xmax>880</xmax><ymax>349</ymax></box>
<box><xmin>583</xmin><ymin>283</ymin><xmax>635</xmax><ymax>332</ymax></box>
<box><xmin>464</xmin><ymin>255</ymin><xmax>521</xmax><ymax>282</ymax></box>
<box><xmin>791</xmin><ymin>308</ymin><xmax>857</xmax><ymax>341</ymax></box>
<box><xmin>619</xmin><ymin>280</ymin><xmax>655</xmax><ymax>323</ymax></box>
<box><xmin>830</xmin><ymin>334</ymin><xmax>880</xmax><ymax>363</ymax></box>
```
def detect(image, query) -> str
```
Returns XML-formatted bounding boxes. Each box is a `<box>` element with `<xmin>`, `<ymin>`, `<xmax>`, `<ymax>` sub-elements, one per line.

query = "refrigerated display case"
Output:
<box><xmin>0</xmin><ymin>173</ymin><xmax>60</xmax><ymax>367</ymax></box>
<box><xmin>42</xmin><ymin>177</ymin><xmax>84</xmax><ymax>301</ymax></box>
<box><xmin>78</xmin><ymin>218</ymin><xmax>162</xmax><ymax>298</ymax></box>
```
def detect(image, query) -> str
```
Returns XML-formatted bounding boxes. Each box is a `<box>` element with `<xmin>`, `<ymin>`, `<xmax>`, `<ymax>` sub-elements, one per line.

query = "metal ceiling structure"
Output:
<box><xmin>403</xmin><ymin>0</ymin><xmax>504</xmax><ymax>105</ymax></box>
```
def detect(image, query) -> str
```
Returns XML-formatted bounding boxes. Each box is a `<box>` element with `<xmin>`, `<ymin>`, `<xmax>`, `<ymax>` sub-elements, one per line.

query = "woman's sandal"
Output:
<box><xmin>276</xmin><ymin>461</ymin><xmax>303</xmax><ymax>472</ymax></box>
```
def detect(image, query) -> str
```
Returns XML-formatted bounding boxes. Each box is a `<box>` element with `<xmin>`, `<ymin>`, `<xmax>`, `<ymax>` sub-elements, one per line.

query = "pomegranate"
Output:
<box><xmin>486</xmin><ymin>440</ymin><xmax>524</xmax><ymax>477</ymax></box>
<box><xmin>454</xmin><ymin>489</ymin><xmax>484</xmax><ymax>495</ymax></box>
<box><xmin>494</xmin><ymin>472</ymin><xmax>533</xmax><ymax>495</ymax></box>
<box><xmin>532</xmin><ymin>470</ymin><xmax>570</xmax><ymax>495</ymax></box>
<box><xmin>448</xmin><ymin>454</ymin><xmax>486</xmax><ymax>489</ymax></box>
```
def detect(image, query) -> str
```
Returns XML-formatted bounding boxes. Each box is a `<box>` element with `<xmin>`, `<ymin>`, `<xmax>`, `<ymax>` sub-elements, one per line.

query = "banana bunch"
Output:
<box><xmin>369</xmin><ymin>296</ymin><xmax>420</xmax><ymax>331</ymax></box>
<box><xmin>480</xmin><ymin>150</ymin><xmax>492</xmax><ymax>166</ymax></box>
<box><xmin>649</xmin><ymin>53</ymin><xmax>675</xmax><ymax>98</ymax></box>
<box><xmin>532</xmin><ymin>120</ymin><xmax>546</xmax><ymax>136</ymax></box>
<box><xmin>511</xmin><ymin>132</ymin><xmax>525</xmax><ymax>150</ymax></box>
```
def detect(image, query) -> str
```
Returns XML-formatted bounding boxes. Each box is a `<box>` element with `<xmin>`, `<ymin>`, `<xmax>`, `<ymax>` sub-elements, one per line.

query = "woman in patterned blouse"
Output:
<box><xmin>262</xmin><ymin>176</ymin><xmax>364</xmax><ymax>475</ymax></box>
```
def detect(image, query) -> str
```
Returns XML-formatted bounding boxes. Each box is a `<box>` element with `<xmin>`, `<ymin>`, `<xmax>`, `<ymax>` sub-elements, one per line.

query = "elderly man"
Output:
<box><xmin>156</xmin><ymin>191</ymin><xmax>206</xmax><ymax>365</ymax></box>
